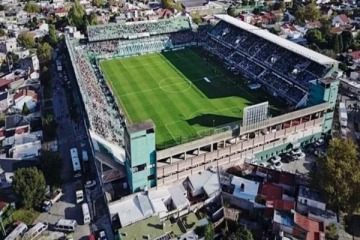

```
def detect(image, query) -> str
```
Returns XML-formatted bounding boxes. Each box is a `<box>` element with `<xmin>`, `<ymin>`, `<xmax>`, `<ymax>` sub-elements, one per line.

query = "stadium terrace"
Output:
<box><xmin>66</xmin><ymin>14</ymin><xmax>339</xmax><ymax>193</ymax></box>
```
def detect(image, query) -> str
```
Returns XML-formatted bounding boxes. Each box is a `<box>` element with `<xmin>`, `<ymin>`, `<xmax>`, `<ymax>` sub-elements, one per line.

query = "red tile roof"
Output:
<box><xmin>338</xmin><ymin>14</ymin><xmax>350</xmax><ymax>24</ymax></box>
<box><xmin>0</xmin><ymin>79</ymin><xmax>12</xmax><ymax>88</ymax></box>
<box><xmin>330</xmin><ymin>27</ymin><xmax>343</xmax><ymax>34</ymax></box>
<box><xmin>279</xmin><ymin>172</ymin><xmax>296</xmax><ymax>186</ymax></box>
<box><xmin>266</xmin><ymin>199</ymin><xmax>295</xmax><ymax>211</ymax></box>
<box><xmin>294</xmin><ymin>212</ymin><xmax>324</xmax><ymax>240</ymax></box>
<box><xmin>350</xmin><ymin>51</ymin><xmax>360</xmax><ymax>60</ymax></box>
<box><xmin>261</xmin><ymin>182</ymin><xmax>283</xmax><ymax>200</ymax></box>
<box><xmin>15</xmin><ymin>126</ymin><xmax>29</xmax><ymax>134</ymax></box>
<box><xmin>13</xmin><ymin>89</ymin><xmax>38</xmax><ymax>102</ymax></box>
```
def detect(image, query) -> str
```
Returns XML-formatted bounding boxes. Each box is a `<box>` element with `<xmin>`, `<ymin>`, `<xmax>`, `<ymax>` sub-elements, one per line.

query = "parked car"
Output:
<box><xmin>97</xmin><ymin>229</ymin><xmax>107</xmax><ymax>240</ymax></box>
<box><xmin>293</xmin><ymin>152</ymin><xmax>306</xmax><ymax>160</ymax></box>
<box><xmin>85</xmin><ymin>180</ymin><xmax>96</xmax><ymax>189</ymax></box>
<box><xmin>270</xmin><ymin>156</ymin><xmax>281</xmax><ymax>164</ymax></box>
<box><xmin>274</xmin><ymin>162</ymin><xmax>283</xmax><ymax>169</ymax></box>
<box><xmin>314</xmin><ymin>139</ymin><xmax>324</xmax><ymax>147</ymax></box>
<box><xmin>291</xmin><ymin>148</ymin><xmax>302</xmax><ymax>155</ymax></box>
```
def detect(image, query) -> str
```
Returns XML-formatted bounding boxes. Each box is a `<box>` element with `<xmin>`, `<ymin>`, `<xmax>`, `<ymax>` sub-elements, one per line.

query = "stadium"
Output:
<box><xmin>66</xmin><ymin>14</ymin><xmax>339</xmax><ymax>193</ymax></box>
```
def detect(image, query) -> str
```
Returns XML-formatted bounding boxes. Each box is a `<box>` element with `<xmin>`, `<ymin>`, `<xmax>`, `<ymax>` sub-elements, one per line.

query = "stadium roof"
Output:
<box><xmin>215</xmin><ymin>14</ymin><xmax>337</xmax><ymax>65</ymax></box>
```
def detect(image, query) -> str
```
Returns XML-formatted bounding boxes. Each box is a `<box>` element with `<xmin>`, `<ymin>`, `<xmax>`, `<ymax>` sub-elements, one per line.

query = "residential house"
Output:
<box><xmin>0</xmin><ymin>91</ymin><xmax>11</xmax><ymax>112</ymax></box>
<box><xmin>4</xmin><ymin>114</ymin><xmax>30</xmax><ymax>137</ymax></box>
<box><xmin>187</xmin><ymin>171</ymin><xmax>220</xmax><ymax>198</ymax></box>
<box><xmin>239</xmin><ymin>13</ymin><xmax>254</xmax><ymax>24</ymax></box>
<box><xmin>0</xmin><ymin>38</ymin><xmax>17</xmax><ymax>54</ymax></box>
<box><xmin>55</xmin><ymin>7</ymin><xmax>68</xmax><ymax>17</ymax></box>
<box><xmin>332</xmin><ymin>14</ymin><xmax>350</xmax><ymax>26</ymax></box>
<box><xmin>297</xmin><ymin>185</ymin><xmax>326</xmax><ymax>214</ymax></box>
<box><xmin>0</xmin><ymin>158</ymin><xmax>37</xmax><ymax>188</ymax></box>
<box><xmin>231</xmin><ymin>176</ymin><xmax>260</xmax><ymax>209</ymax></box>
<box><xmin>19</xmin><ymin>55</ymin><xmax>40</xmax><ymax>72</ymax></box>
<box><xmin>349</xmin><ymin>50</ymin><xmax>360</xmax><ymax>63</ymax></box>
<box><xmin>305</xmin><ymin>21</ymin><xmax>322</xmax><ymax>30</ymax></box>
<box><xmin>273</xmin><ymin>210</ymin><xmax>325</xmax><ymax>240</ymax></box>
<box><xmin>12</xmin><ymin>89</ymin><xmax>38</xmax><ymax>112</ymax></box>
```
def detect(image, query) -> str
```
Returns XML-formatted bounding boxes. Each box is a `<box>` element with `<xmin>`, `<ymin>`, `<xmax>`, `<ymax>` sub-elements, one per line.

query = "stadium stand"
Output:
<box><xmin>87</xmin><ymin>16</ymin><xmax>192</xmax><ymax>42</ymax></box>
<box><xmin>66</xmin><ymin>14</ymin><xmax>338</xmax><ymax>145</ymax></box>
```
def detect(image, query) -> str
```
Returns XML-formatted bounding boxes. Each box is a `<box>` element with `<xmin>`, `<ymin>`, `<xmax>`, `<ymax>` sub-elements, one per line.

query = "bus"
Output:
<box><xmin>339</xmin><ymin>102</ymin><xmax>348</xmax><ymax>128</ymax></box>
<box><xmin>70</xmin><ymin>148</ymin><xmax>81</xmax><ymax>176</ymax></box>
<box><xmin>21</xmin><ymin>222</ymin><xmax>48</xmax><ymax>240</ymax></box>
<box><xmin>82</xmin><ymin>203</ymin><xmax>91</xmax><ymax>224</ymax></box>
<box><xmin>54</xmin><ymin>219</ymin><xmax>77</xmax><ymax>232</ymax></box>
<box><xmin>5</xmin><ymin>222</ymin><xmax>27</xmax><ymax>240</ymax></box>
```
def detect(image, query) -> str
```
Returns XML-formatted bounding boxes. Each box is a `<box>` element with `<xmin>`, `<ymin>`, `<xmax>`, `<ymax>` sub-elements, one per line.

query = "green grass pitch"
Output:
<box><xmin>100</xmin><ymin>49</ymin><xmax>265</xmax><ymax>148</ymax></box>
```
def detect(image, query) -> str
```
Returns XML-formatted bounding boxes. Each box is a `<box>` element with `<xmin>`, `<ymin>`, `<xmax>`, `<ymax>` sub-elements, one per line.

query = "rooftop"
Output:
<box><xmin>215</xmin><ymin>14</ymin><xmax>337</xmax><ymax>65</ymax></box>
<box><xmin>127</xmin><ymin>120</ymin><xmax>155</xmax><ymax>134</ymax></box>
<box><xmin>5</xmin><ymin>114</ymin><xmax>30</xmax><ymax>130</ymax></box>
<box><xmin>118</xmin><ymin>213</ymin><xmax>201</xmax><ymax>240</ymax></box>
<box><xmin>188</xmin><ymin>171</ymin><xmax>220</xmax><ymax>197</ymax></box>
<box><xmin>260</xmin><ymin>182</ymin><xmax>283</xmax><ymax>200</ymax></box>
<box><xmin>298</xmin><ymin>186</ymin><xmax>323</xmax><ymax>202</ymax></box>
<box><xmin>231</xmin><ymin>176</ymin><xmax>260</xmax><ymax>201</ymax></box>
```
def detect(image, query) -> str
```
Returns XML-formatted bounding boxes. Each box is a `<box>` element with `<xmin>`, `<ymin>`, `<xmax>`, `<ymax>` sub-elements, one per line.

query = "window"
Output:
<box><xmin>148</xmin><ymin>174</ymin><xmax>155</xmax><ymax>181</ymax></box>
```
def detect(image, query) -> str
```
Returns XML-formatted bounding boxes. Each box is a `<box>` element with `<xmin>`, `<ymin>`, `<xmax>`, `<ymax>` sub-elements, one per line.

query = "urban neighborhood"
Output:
<box><xmin>0</xmin><ymin>0</ymin><xmax>359</xmax><ymax>239</ymax></box>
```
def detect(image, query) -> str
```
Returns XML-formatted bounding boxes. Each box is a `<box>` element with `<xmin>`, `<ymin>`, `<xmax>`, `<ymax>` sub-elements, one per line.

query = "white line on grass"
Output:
<box><xmin>118</xmin><ymin>74</ymin><xmax>225</xmax><ymax>97</ymax></box>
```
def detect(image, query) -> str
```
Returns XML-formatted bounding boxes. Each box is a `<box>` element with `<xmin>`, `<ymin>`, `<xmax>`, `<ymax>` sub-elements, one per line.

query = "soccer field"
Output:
<box><xmin>100</xmin><ymin>49</ymin><xmax>262</xmax><ymax>149</ymax></box>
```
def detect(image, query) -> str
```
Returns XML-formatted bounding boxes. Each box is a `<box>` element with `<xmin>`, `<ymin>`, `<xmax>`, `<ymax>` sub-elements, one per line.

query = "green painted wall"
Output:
<box><xmin>125</xmin><ymin>126</ymin><xmax>156</xmax><ymax>193</ymax></box>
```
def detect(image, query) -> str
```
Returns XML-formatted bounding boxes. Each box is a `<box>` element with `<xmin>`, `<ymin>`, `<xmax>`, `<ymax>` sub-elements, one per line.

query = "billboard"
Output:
<box><xmin>243</xmin><ymin>102</ymin><xmax>269</xmax><ymax>127</ymax></box>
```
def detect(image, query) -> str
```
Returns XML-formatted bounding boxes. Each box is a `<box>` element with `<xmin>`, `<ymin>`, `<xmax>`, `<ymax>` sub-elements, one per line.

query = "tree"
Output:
<box><xmin>204</xmin><ymin>223</ymin><xmax>214</xmax><ymax>240</ymax></box>
<box><xmin>93</xmin><ymin>0</ymin><xmax>104</xmax><ymax>7</ymax></box>
<box><xmin>24</xmin><ymin>1</ymin><xmax>40</xmax><ymax>13</ymax></box>
<box><xmin>88</xmin><ymin>12</ymin><xmax>98</xmax><ymax>26</ymax></box>
<box><xmin>107</xmin><ymin>0</ymin><xmax>116</xmax><ymax>6</ymax></box>
<box><xmin>49</xmin><ymin>24</ymin><xmax>58</xmax><ymax>46</ymax></box>
<box><xmin>227</xmin><ymin>6</ymin><xmax>237</xmax><ymax>17</ymax></box>
<box><xmin>295</xmin><ymin>3</ymin><xmax>320</xmax><ymax>24</ymax></box>
<box><xmin>339</xmin><ymin>33</ymin><xmax>343</xmax><ymax>53</ymax></box>
<box><xmin>68</xmin><ymin>0</ymin><xmax>85</xmax><ymax>30</ymax></box>
<box><xmin>325</xmin><ymin>224</ymin><xmax>339</xmax><ymax>240</ymax></box>
<box><xmin>39</xmin><ymin>150</ymin><xmax>62</xmax><ymax>188</ymax></box>
<box><xmin>191</xmin><ymin>12</ymin><xmax>201</xmax><ymax>25</ymax></box>
<box><xmin>17</xmin><ymin>33</ymin><xmax>36</xmax><ymax>49</ymax></box>
<box><xmin>332</xmin><ymin>34</ymin><xmax>340</xmax><ymax>53</ymax></box>
<box><xmin>310</xmin><ymin>139</ymin><xmax>360</xmax><ymax>220</ymax></box>
<box><xmin>12</xmin><ymin>167</ymin><xmax>46</xmax><ymax>209</ymax></box>
<box><xmin>42</xmin><ymin>114</ymin><xmax>58</xmax><ymax>140</ymax></box>
<box><xmin>22</xmin><ymin>103</ymin><xmax>30</xmax><ymax>115</ymax></box>
<box><xmin>341</xmin><ymin>31</ymin><xmax>353</xmax><ymax>51</ymax></box>
<box><xmin>0</xmin><ymin>29</ymin><xmax>6</xmax><ymax>37</ymax></box>
<box><xmin>37</xmin><ymin>42</ymin><xmax>52</xmax><ymax>64</ymax></box>
<box><xmin>229</xmin><ymin>226</ymin><xmax>254</xmax><ymax>240</ymax></box>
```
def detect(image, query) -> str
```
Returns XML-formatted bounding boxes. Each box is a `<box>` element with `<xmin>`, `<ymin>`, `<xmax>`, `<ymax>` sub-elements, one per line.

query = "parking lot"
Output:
<box><xmin>34</xmin><ymin>183</ymin><xmax>91</xmax><ymax>240</ymax></box>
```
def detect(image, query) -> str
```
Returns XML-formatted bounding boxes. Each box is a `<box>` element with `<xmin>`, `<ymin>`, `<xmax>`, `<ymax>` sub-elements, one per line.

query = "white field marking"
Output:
<box><xmin>158</xmin><ymin>77</ymin><xmax>192</xmax><ymax>93</ymax></box>
<box><xmin>204</xmin><ymin>77</ymin><xmax>211</xmax><ymax>83</ymax></box>
<box><xmin>164</xmin><ymin>122</ymin><xmax>179</xmax><ymax>144</ymax></box>
<box><xmin>118</xmin><ymin>74</ymin><xmax>224</xmax><ymax>97</ymax></box>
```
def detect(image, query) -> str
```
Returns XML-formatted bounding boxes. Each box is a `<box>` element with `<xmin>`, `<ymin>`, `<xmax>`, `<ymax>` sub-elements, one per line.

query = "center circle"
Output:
<box><xmin>159</xmin><ymin>77</ymin><xmax>192</xmax><ymax>93</ymax></box>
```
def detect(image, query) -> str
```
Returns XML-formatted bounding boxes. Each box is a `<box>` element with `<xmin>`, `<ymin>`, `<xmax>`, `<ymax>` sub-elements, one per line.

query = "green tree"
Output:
<box><xmin>39</xmin><ymin>150</ymin><xmax>63</xmax><ymax>188</ymax></box>
<box><xmin>325</xmin><ymin>224</ymin><xmax>339</xmax><ymax>240</ymax></box>
<box><xmin>229</xmin><ymin>226</ymin><xmax>254</xmax><ymax>240</ymax></box>
<box><xmin>68</xmin><ymin>0</ymin><xmax>85</xmax><ymax>30</ymax></box>
<box><xmin>42</xmin><ymin>114</ymin><xmax>58</xmax><ymax>140</ymax></box>
<box><xmin>204</xmin><ymin>223</ymin><xmax>214</xmax><ymax>240</ymax></box>
<box><xmin>22</xmin><ymin>103</ymin><xmax>30</xmax><ymax>115</ymax></box>
<box><xmin>332</xmin><ymin>34</ymin><xmax>340</xmax><ymax>53</ymax></box>
<box><xmin>93</xmin><ymin>0</ymin><xmax>104</xmax><ymax>7</ymax></box>
<box><xmin>310</xmin><ymin>139</ymin><xmax>360</xmax><ymax>220</ymax></box>
<box><xmin>295</xmin><ymin>3</ymin><xmax>320</xmax><ymax>24</ymax></box>
<box><xmin>17</xmin><ymin>33</ymin><xmax>36</xmax><ymax>49</ymax></box>
<box><xmin>0</xmin><ymin>29</ymin><xmax>6</xmax><ymax>37</ymax></box>
<box><xmin>88</xmin><ymin>11</ymin><xmax>98</xmax><ymax>25</ymax></box>
<box><xmin>227</xmin><ymin>6</ymin><xmax>237</xmax><ymax>17</ymax></box>
<box><xmin>12</xmin><ymin>167</ymin><xmax>46</xmax><ymax>209</ymax></box>
<box><xmin>37</xmin><ymin>42</ymin><xmax>52</xmax><ymax>64</ymax></box>
<box><xmin>191</xmin><ymin>12</ymin><xmax>201</xmax><ymax>25</ymax></box>
<box><xmin>24</xmin><ymin>1</ymin><xmax>40</xmax><ymax>13</ymax></box>
<box><xmin>49</xmin><ymin>24</ymin><xmax>58</xmax><ymax>46</ymax></box>
<box><xmin>341</xmin><ymin>31</ymin><xmax>353</xmax><ymax>51</ymax></box>
<box><xmin>107</xmin><ymin>0</ymin><xmax>116</xmax><ymax>6</ymax></box>
<box><xmin>339</xmin><ymin>33</ymin><xmax>343</xmax><ymax>52</ymax></box>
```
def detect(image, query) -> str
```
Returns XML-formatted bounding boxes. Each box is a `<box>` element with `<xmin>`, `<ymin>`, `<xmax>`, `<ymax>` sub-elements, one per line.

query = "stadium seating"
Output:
<box><xmin>87</xmin><ymin>16</ymin><xmax>192</xmax><ymax>42</ymax></box>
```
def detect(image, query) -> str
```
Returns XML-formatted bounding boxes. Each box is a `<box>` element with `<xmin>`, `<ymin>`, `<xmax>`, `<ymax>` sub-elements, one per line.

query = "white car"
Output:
<box><xmin>270</xmin><ymin>156</ymin><xmax>281</xmax><ymax>164</ymax></box>
<box><xmin>314</xmin><ymin>139</ymin><xmax>324</xmax><ymax>147</ymax></box>
<box><xmin>291</xmin><ymin>148</ymin><xmax>302</xmax><ymax>155</ymax></box>
<box><xmin>85</xmin><ymin>180</ymin><xmax>96</xmax><ymax>188</ymax></box>
<box><xmin>274</xmin><ymin>162</ymin><xmax>283</xmax><ymax>169</ymax></box>
<box><xmin>294</xmin><ymin>152</ymin><xmax>306</xmax><ymax>160</ymax></box>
